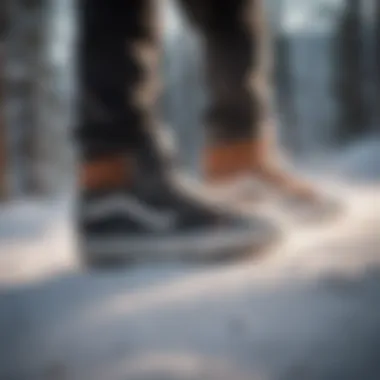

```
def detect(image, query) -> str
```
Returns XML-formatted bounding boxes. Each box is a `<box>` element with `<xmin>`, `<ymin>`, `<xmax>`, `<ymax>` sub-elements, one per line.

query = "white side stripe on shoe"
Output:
<box><xmin>83</xmin><ymin>195</ymin><xmax>178</xmax><ymax>231</ymax></box>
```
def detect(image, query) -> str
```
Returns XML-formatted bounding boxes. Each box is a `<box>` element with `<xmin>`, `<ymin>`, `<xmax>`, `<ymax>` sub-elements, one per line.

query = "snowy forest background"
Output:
<box><xmin>0</xmin><ymin>0</ymin><xmax>379</xmax><ymax>199</ymax></box>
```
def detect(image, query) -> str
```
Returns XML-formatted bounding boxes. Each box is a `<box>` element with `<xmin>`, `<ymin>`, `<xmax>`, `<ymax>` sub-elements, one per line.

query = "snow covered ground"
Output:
<box><xmin>0</xmin><ymin>139</ymin><xmax>379</xmax><ymax>380</ymax></box>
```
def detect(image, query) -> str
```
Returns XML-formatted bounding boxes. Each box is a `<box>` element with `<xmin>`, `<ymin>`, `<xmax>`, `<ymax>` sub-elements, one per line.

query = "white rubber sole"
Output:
<box><xmin>81</xmin><ymin>224</ymin><xmax>279</xmax><ymax>265</ymax></box>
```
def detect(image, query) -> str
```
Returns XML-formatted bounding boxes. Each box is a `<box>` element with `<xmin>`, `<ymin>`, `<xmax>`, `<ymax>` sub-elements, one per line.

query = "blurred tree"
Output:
<box><xmin>375</xmin><ymin>0</ymin><xmax>380</xmax><ymax>130</ymax></box>
<box><xmin>273</xmin><ymin>0</ymin><xmax>299</xmax><ymax>153</ymax></box>
<box><xmin>334</xmin><ymin>0</ymin><xmax>369</xmax><ymax>144</ymax></box>
<box><xmin>6</xmin><ymin>0</ymin><xmax>49</xmax><ymax>195</ymax></box>
<box><xmin>0</xmin><ymin>1</ymin><xmax>7</xmax><ymax>200</ymax></box>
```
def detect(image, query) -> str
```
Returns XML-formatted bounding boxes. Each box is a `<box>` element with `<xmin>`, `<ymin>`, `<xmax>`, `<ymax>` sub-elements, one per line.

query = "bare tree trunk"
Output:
<box><xmin>0</xmin><ymin>54</ymin><xmax>6</xmax><ymax>201</ymax></box>
<box><xmin>275</xmin><ymin>35</ymin><xmax>299</xmax><ymax>153</ymax></box>
<box><xmin>334</xmin><ymin>0</ymin><xmax>368</xmax><ymax>144</ymax></box>
<box><xmin>6</xmin><ymin>0</ymin><xmax>49</xmax><ymax>195</ymax></box>
<box><xmin>0</xmin><ymin>1</ymin><xmax>7</xmax><ymax>200</ymax></box>
<box><xmin>5</xmin><ymin>0</ymin><xmax>75</xmax><ymax>197</ymax></box>
<box><xmin>272</xmin><ymin>0</ymin><xmax>299</xmax><ymax>154</ymax></box>
<box><xmin>375</xmin><ymin>0</ymin><xmax>380</xmax><ymax>132</ymax></box>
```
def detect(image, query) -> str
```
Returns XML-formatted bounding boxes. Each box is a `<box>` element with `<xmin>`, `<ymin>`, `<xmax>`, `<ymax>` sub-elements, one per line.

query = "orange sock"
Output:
<box><xmin>204</xmin><ymin>139</ymin><xmax>316</xmax><ymax>200</ymax></box>
<box><xmin>79</xmin><ymin>154</ymin><xmax>134</xmax><ymax>192</ymax></box>
<box><xmin>204</xmin><ymin>139</ymin><xmax>268</xmax><ymax>182</ymax></box>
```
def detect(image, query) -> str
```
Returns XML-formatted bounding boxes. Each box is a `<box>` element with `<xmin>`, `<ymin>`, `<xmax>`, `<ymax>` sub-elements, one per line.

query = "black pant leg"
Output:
<box><xmin>178</xmin><ymin>0</ymin><xmax>270</xmax><ymax>144</ymax></box>
<box><xmin>76</xmin><ymin>0</ymin><xmax>161</xmax><ymax>161</ymax></box>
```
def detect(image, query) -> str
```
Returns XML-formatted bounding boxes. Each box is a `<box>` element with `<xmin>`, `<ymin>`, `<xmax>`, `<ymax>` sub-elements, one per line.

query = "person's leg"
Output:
<box><xmin>76</xmin><ymin>0</ymin><xmax>278</xmax><ymax>267</ymax></box>
<box><xmin>179</xmin><ymin>0</ymin><xmax>318</xmax><ymax>201</ymax></box>
<box><xmin>179</xmin><ymin>0</ymin><xmax>267</xmax><ymax>145</ymax></box>
<box><xmin>77</xmin><ymin>0</ymin><xmax>167</xmax><ymax>179</ymax></box>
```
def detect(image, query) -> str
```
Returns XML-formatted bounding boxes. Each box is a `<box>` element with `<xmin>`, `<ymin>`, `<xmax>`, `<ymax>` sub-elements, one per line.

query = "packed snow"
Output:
<box><xmin>0</xmin><ymin>140</ymin><xmax>379</xmax><ymax>380</ymax></box>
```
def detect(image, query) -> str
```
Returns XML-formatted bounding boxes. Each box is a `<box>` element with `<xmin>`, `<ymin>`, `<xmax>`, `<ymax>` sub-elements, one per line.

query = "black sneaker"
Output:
<box><xmin>77</xmin><ymin>177</ymin><xmax>280</xmax><ymax>268</ymax></box>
